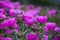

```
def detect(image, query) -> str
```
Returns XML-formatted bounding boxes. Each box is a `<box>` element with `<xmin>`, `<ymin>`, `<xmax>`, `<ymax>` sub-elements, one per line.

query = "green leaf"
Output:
<box><xmin>12</xmin><ymin>32</ymin><xmax>18</xmax><ymax>40</ymax></box>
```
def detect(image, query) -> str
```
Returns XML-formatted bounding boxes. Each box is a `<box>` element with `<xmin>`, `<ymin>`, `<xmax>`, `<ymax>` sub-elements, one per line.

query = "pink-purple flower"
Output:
<box><xmin>36</xmin><ymin>16</ymin><xmax>47</xmax><ymax>24</ymax></box>
<box><xmin>45</xmin><ymin>22</ymin><xmax>56</xmax><ymax>31</ymax></box>
<box><xmin>54</xmin><ymin>36</ymin><xmax>60</xmax><ymax>40</ymax></box>
<box><xmin>54</xmin><ymin>27</ymin><xmax>60</xmax><ymax>32</ymax></box>
<box><xmin>24</xmin><ymin>18</ymin><xmax>35</xmax><ymax>26</ymax></box>
<box><xmin>26</xmin><ymin>33</ymin><xmax>39</xmax><ymax>40</ymax></box>
<box><xmin>0</xmin><ymin>37</ymin><xmax>12</xmax><ymax>40</ymax></box>
<box><xmin>1</xmin><ymin>18</ymin><xmax>16</xmax><ymax>28</ymax></box>
<box><xmin>47</xmin><ymin>9</ymin><xmax>57</xmax><ymax>16</ymax></box>
<box><xmin>42</xmin><ymin>35</ymin><xmax>48</xmax><ymax>40</ymax></box>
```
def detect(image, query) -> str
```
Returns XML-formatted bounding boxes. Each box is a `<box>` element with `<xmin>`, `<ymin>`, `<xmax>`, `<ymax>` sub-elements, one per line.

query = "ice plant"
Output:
<box><xmin>47</xmin><ymin>9</ymin><xmax>57</xmax><ymax>16</ymax></box>
<box><xmin>43</xmin><ymin>27</ymin><xmax>48</xmax><ymax>33</ymax></box>
<box><xmin>36</xmin><ymin>16</ymin><xmax>47</xmax><ymax>24</ymax></box>
<box><xmin>0</xmin><ymin>37</ymin><xmax>12</xmax><ymax>40</ymax></box>
<box><xmin>26</xmin><ymin>5</ymin><xmax>34</xmax><ymax>10</ymax></box>
<box><xmin>26</xmin><ymin>33</ymin><xmax>39</xmax><ymax>40</ymax></box>
<box><xmin>54</xmin><ymin>27</ymin><xmax>60</xmax><ymax>32</ymax></box>
<box><xmin>45</xmin><ymin>22</ymin><xmax>56</xmax><ymax>31</ymax></box>
<box><xmin>4</xmin><ymin>29</ymin><xmax>12</xmax><ymax>34</ymax></box>
<box><xmin>0</xmin><ymin>14</ymin><xmax>6</xmax><ymax>19</ymax></box>
<box><xmin>0</xmin><ymin>0</ymin><xmax>59</xmax><ymax>40</ymax></box>
<box><xmin>9</xmin><ymin>9</ymin><xmax>16</xmax><ymax>17</ymax></box>
<box><xmin>24</xmin><ymin>13</ymin><xmax>34</xmax><ymax>19</ymax></box>
<box><xmin>24</xmin><ymin>18</ymin><xmax>35</xmax><ymax>26</ymax></box>
<box><xmin>1</xmin><ymin>18</ymin><xmax>16</xmax><ymax>28</ymax></box>
<box><xmin>14</xmin><ymin>24</ymin><xmax>19</xmax><ymax>33</ymax></box>
<box><xmin>0</xmin><ymin>9</ymin><xmax>5</xmax><ymax>14</ymax></box>
<box><xmin>18</xmin><ymin>15</ymin><xmax>23</xmax><ymax>19</ymax></box>
<box><xmin>54</xmin><ymin>36</ymin><xmax>60</xmax><ymax>40</ymax></box>
<box><xmin>42</xmin><ymin>35</ymin><xmax>48</xmax><ymax>40</ymax></box>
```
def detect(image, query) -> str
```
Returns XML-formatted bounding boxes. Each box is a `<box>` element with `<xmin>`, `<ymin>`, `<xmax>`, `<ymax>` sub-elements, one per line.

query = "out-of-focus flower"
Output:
<box><xmin>47</xmin><ymin>9</ymin><xmax>57</xmax><ymax>16</ymax></box>
<box><xmin>9</xmin><ymin>9</ymin><xmax>16</xmax><ymax>17</ymax></box>
<box><xmin>6</xmin><ymin>18</ymin><xmax>16</xmax><ymax>28</ymax></box>
<box><xmin>9</xmin><ymin>9</ymin><xmax>21</xmax><ymax>17</ymax></box>
<box><xmin>25</xmin><ymin>10</ymin><xmax>39</xmax><ymax>17</ymax></box>
<box><xmin>24</xmin><ymin>13</ymin><xmax>34</xmax><ymax>19</ymax></box>
<box><xmin>15</xmin><ymin>9</ymin><xmax>21</xmax><ymax>15</ymax></box>
<box><xmin>0</xmin><ymin>9</ymin><xmax>5</xmax><ymax>14</ymax></box>
<box><xmin>0</xmin><ymin>23</ymin><xmax>6</xmax><ymax>29</ymax></box>
<box><xmin>36</xmin><ymin>6</ymin><xmax>42</xmax><ymax>10</ymax></box>
<box><xmin>3</xmin><ymin>3</ymin><xmax>14</xmax><ymax>9</ymax></box>
<box><xmin>54</xmin><ymin>27</ymin><xmax>60</xmax><ymax>32</ymax></box>
<box><xmin>4</xmin><ymin>29</ymin><xmax>12</xmax><ymax>34</ymax></box>
<box><xmin>4</xmin><ymin>0</ymin><xmax>10</xmax><ymax>3</ymax></box>
<box><xmin>43</xmin><ymin>27</ymin><xmax>48</xmax><ymax>33</ymax></box>
<box><xmin>30</xmin><ymin>10</ymin><xmax>40</xmax><ymax>16</ymax></box>
<box><xmin>0</xmin><ymin>37</ymin><xmax>12</xmax><ymax>40</ymax></box>
<box><xmin>45</xmin><ymin>22</ymin><xmax>56</xmax><ymax>31</ymax></box>
<box><xmin>0</xmin><ymin>1</ymin><xmax>5</xmax><ymax>8</ymax></box>
<box><xmin>26</xmin><ymin>5</ymin><xmax>34</xmax><ymax>10</ymax></box>
<box><xmin>36</xmin><ymin>16</ymin><xmax>47</xmax><ymax>24</ymax></box>
<box><xmin>12</xmin><ymin>2</ymin><xmax>21</xmax><ymax>9</ymax></box>
<box><xmin>0</xmin><ymin>14</ymin><xmax>6</xmax><ymax>19</ymax></box>
<box><xmin>26</xmin><ymin>33</ymin><xmax>39</xmax><ymax>40</ymax></box>
<box><xmin>18</xmin><ymin>15</ymin><xmax>23</xmax><ymax>19</ymax></box>
<box><xmin>14</xmin><ymin>24</ymin><xmax>19</xmax><ymax>33</ymax></box>
<box><xmin>24</xmin><ymin>18</ymin><xmax>35</xmax><ymax>26</ymax></box>
<box><xmin>54</xmin><ymin>36</ymin><xmax>60</xmax><ymax>40</ymax></box>
<box><xmin>36</xmin><ymin>6</ymin><xmax>42</xmax><ymax>13</ymax></box>
<box><xmin>42</xmin><ymin>35</ymin><xmax>48</xmax><ymax>40</ymax></box>
<box><xmin>2</xmin><ymin>18</ymin><xmax>16</xmax><ymax>28</ymax></box>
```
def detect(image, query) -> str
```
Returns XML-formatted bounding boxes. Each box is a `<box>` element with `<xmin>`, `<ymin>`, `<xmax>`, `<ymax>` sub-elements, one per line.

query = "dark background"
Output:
<box><xmin>11</xmin><ymin>0</ymin><xmax>60</xmax><ymax>9</ymax></box>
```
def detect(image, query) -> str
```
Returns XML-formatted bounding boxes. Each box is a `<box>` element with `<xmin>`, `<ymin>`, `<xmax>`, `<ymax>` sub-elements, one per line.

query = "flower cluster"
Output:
<box><xmin>0</xmin><ymin>0</ymin><xmax>60</xmax><ymax>40</ymax></box>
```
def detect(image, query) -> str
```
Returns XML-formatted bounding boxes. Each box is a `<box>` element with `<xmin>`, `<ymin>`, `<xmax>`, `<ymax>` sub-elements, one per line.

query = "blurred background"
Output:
<box><xmin>11</xmin><ymin>0</ymin><xmax>60</xmax><ymax>9</ymax></box>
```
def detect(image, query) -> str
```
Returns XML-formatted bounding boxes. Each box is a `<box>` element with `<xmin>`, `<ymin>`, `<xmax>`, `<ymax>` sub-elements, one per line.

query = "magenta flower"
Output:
<box><xmin>24</xmin><ymin>13</ymin><xmax>34</xmax><ymax>19</ymax></box>
<box><xmin>54</xmin><ymin>36</ymin><xmax>60</xmax><ymax>40</ymax></box>
<box><xmin>42</xmin><ymin>35</ymin><xmax>48</xmax><ymax>40</ymax></box>
<box><xmin>45</xmin><ymin>22</ymin><xmax>56</xmax><ymax>31</ymax></box>
<box><xmin>0</xmin><ymin>23</ymin><xmax>7</xmax><ymax>29</ymax></box>
<box><xmin>2</xmin><ymin>18</ymin><xmax>16</xmax><ymax>28</ymax></box>
<box><xmin>4</xmin><ymin>0</ymin><xmax>10</xmax><ymax>3</ymax></box>
<box><xmin>30</xmin><ymin>10</ymin><xmax>40</xmax><ymax>16</ymax></box>
<box><xmin>26</xmin><ymin>33</ymin><xmax>39</xmax><ymax>40</ymax></box>
<box><xmin>9</xmin><ymin>9</ymin><xmax>16</xmax><ymax>17</ymax></box>
<box><xmin>14</xmin><ymin>24</ymin><xmax>19</xmax><ymax>33</ymax></box>
<box><xmin>4</xmin><ymin>29</ymin><xmax>12</xmax><ymax>34</ymax></box>
<box><xmin>12</xmin><ymin>2</ymin><xmax>20</xmax><ymax>9</ymax></box>
<box><xmin>0</xmin><ymin>37</ymin><xmax>12</xmax><ymax>40</ymax></box>
<box><xmin>47</xmin><ymin>9</ymin><xmax>57</xmax><ymax>16</ymax></box>
<box><xmin>0</xmin><ymin>14</ymin><xmax>6</xmax><ymax>19</ymax></box>
<box><xmin>0</xmin><ymin>9</ymin><xmax>5</xmax><ymax>14</ymax></box>
<box><xmin>54</xmin><ymin>27</ymin><xmax>60</xmax><ymax>32</ymax></box>
<box><xmin>24</xmin><ymin>10</ymin><xmax>39</xmax><ymax>17</ymax></box>
<box><xmin>2</xmin><ymin>3</ymin><xmax>14</xmax><ymax>9</ymax></box>
<box><xmin>15</xmin><ymin>9</ymin><xmax>21</xmax><ymax>15</ymax></box>
<box><xmin>43</xmin><ymin>27</ymin><xmax>48</xmax><ymax>33</ymax></box>
<box><xmin>24</xmin><ymin>18</ymin><xmax>34</xmax><ymax>26</ymax></box>
<box><xmin>9</xmin><ymin>9</ymin><xmax>21</xmax><ymax>17</ymax></box>
<box><xmin>35</xmin><ymin>6</ymin><xmax>42</xmax><ymax>13</ymax></box>
<box><xmin>0</xmin><ymin>1</ymin><xmax>5</xmax><ymax>8</ymax></box>
<box><xmin>26</xmin><ymin>5</ymin><xmax>34</xmax><ymax>10</ymax></box>
<box><xmin>36</xmin><ymin>16</ymin><xmax>47</xmax><ymax>24</ymax></box>
<box><xmin>6</xmin><ymin>18</ymin><xmax>16</xmax><ymax>27</ymax></box>
<box><xmin>18</xmin><ymin>15</ymin><xmax>23</xmax><ymax>19</ymax></box>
